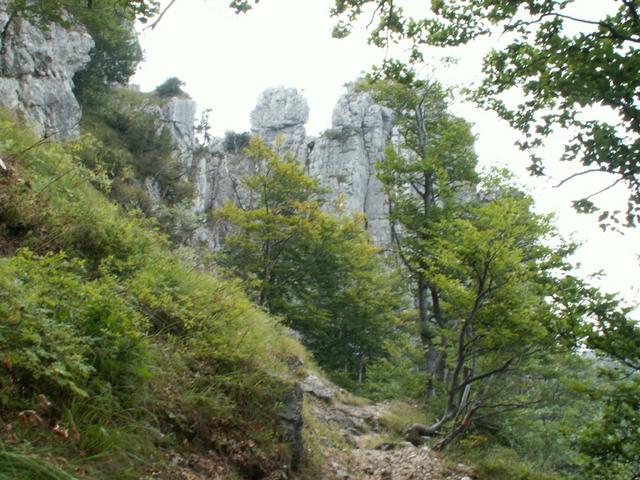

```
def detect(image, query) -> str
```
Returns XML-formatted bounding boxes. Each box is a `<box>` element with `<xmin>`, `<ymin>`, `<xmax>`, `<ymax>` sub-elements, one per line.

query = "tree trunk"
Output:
<box><xmin>433</xmin><ymin>402</ymin><xmax>479</xmax><ymax>451</ymax></box>
<box><xmin>418</xmin><ymin>277</ymin><xmax>437</xmax><ymax>399</ymax></box>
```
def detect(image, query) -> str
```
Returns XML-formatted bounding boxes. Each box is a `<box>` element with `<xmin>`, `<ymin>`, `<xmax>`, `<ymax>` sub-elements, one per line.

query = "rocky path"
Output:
<box><xmin>302</xmin><ymin>375</ymin><xmax>474</xmax><ymax>480</ymax></box>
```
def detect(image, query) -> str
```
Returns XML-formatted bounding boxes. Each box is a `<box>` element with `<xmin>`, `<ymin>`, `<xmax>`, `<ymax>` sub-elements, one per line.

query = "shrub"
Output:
<box><xmin>0</xmin><ymin>108</ymin><xmax>308</xmax><ymax>479</ymax></box>
<box><xmin>154</xmin><ymin>77</ymin><xmax>186</xmax><ymax>98</ymax></box>
<box><xmin>0</xmin><ymin>251</ymin><xmax>149</xmax><ymax>405</ymax></box>
<box><xmin>223</xmin><ymin>131</ymin><xmax>251</xmax><ymax>153</ymax></box>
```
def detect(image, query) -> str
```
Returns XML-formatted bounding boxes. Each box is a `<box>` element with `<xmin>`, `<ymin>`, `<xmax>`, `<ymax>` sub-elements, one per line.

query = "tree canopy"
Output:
<box><xmin>329</xmin><ymin>0</ymin><xmax>640</xmax><ymax>226</ymax></box>
<box><xmin>358</xmin><ymin>67</ymin><xmax>478</xmax><ymax>399</ymax></box>
<box><xmin>214</xmin><ymin>137</ymin><xmax>401</xmax><ymax>382</ymax></box>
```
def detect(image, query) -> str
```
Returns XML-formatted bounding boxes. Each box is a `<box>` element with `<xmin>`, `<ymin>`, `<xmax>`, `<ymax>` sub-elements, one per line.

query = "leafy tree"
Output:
<box><xmin>404</xmin><ymin>183</ymin><xmax>572</xmax><ymax>449</ymax></box>
<box><xmin>359</xmin><ymin>65</ymin><xmax>478</xmax><ymax>398</ymax></box>
<box><xmin>550</xmin><ymin>276</ymin><xmax>640</xmax><ymax>479</ymax></box>
<box><xmin>155</xmin><ymin>77</ymin><xmax>186</xmax><ymax>98</ymax></box>
<box><xmin>223</xmin><ymin>130</ymin><xmax>252</xmax><ymax>154</ymax></box>
<box><xmin>6</xmin><ymin>0</ymin><xmax>159</xmax><ymax>25</ymax></box>
<box><xmin>215</xmin><ymin>137</ymin><xmax>400</xmax><ymax>381</ymax></box>
<box><xmin>330</xmin><ymin>0</ymin><xmax>640</xmax><ymax>226</ymax></box>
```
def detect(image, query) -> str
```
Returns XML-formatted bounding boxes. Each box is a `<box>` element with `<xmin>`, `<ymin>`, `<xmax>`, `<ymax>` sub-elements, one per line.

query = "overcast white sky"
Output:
<box><xmin>133</xmin><ymin>0</ymin><xmax>639</xmax><ymax>310</ymax></box>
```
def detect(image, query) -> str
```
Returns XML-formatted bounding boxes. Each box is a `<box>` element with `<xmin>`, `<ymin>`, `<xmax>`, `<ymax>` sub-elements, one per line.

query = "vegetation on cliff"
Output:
<box><xmin>0</xmin><ymin>2</ymin><xmax>638</xmax><ymax>479</ymax></box>
<box><xmin>0</xmin><ymin>110</ymin><xmax>314</xmax><ymax>479</ymax></box>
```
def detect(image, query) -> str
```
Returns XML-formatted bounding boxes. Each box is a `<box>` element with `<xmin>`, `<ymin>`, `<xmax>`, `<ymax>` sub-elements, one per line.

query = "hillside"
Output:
<box><xmin>0</xmin><ymin>2</ymin><xmax>638</xmax><ymax>480</ymax></box>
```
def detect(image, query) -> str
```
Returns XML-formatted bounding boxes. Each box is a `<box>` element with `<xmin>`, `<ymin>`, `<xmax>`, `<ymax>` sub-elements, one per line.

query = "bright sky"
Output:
<box><xmin>133</xmin><ymin>0</ymin><xmax>639</xmax><ymax>310</ymax></box>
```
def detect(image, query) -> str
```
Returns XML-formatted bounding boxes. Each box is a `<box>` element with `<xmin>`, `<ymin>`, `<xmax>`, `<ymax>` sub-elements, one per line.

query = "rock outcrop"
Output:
<box><xmin>0</xmin><ymin>2</ymin><xmax>93</xmax><ymax>138</ymax></box>
<box><xmin>0</xmin><ymin>4</ymin><xmax>394</xmax><ymax>245</ymax></box>
<box><xmin>159</xmin><ymin>97</ymin><xmax>198</xmax><ymax>168</ymax></box>
<box><xmin>309</xmin><ymin>86</ymin><xmax>394</xmax><ymax>244</ymax></box>
<box><xmin>250</xmin><ymin>87</ymin><xmax>309</xmax><ymax>161</ymax></box>
<box><xmin>151</xmin><ymin>86</ymin><xmax>395</xmax><ymax>247</ymax></box>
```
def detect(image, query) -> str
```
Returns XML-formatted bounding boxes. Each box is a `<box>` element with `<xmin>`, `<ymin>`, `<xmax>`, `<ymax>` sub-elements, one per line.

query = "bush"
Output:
<box><xmin>69</xmin><ymin>3</ymin><xmax>145</xmax><ymax>104</ymax></box>
<box><xmin>0</xmin><ymin>112</ymin><xmax>307</xmax><ymax>478</ymax></box>
<box><xmin>154</xmin><ymin>77</ymin><xmax>186</xmax><ymax>98</ymax></box>
<box><xmin>223</xmin><ymin>130</ymin><xmax>251</xmax><ymax>153</ymax></box>
<box><xmin>0</xmin><ymin>251</ymin><xmax>148</xmax><ymax>405</ymax></box>
<box><xmin>470</xmin><ymin>447</ymin><xmax>562</xmax><ymax>480</ymax></box>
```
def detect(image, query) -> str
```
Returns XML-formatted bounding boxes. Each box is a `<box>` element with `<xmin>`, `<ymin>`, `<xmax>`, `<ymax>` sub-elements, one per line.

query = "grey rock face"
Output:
<box><xmin>277</xmin><ymin>382</ymin><xmax>304</xmax><ymax>471</ymax></box>
<box><xmin>150</xmin><ymin>86</ymin><xmax>396</xmax><ymax>248</ymax></box>
<box><xmin>251</xmin><ymin>87</ymin><xmax>309</xmax><ymax>161</ymax></box>
<box><xmin>244</xmin><ymin>85</ymin><xmax>394</xmax><ymax>245</ymax></box>
<box><xmin>309</xmin><ymin>87</ymin><xmax>393</xmax><ymax>244</ymax></box>
<box><xmin>160</xmin><ymin>97</ymin><xmax>197</xmax><ymax>168</ymax></box>
<box><xmin>0</xmin><ymin>3</ymin><xmax>94</xmax><ymax>138</ymax></box>
<box><xmin>302</xmin><ymin>373</ymin><xmax>334</xmax><ymax>401</ymax></box>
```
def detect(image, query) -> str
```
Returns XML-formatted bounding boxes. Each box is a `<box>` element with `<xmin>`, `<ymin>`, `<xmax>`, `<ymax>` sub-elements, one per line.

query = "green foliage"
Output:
<box><xmin>359</xmin><ymin>67</ymin><xmax>479</xmax><ymax>404</ymax></box>
<box><xmin>424</xmin><ymin>182</ymin><xmax>572</xmax><ymax>448</ymax></box>
<box><xmin>7</xmin><ymin>1</ymin><xmax>153</xmax><ymax>104</ymax></box>
<box><xmin>331</xmin><ymin>0</ymin><xmax>640</xmax><ymax>225</ymax></box>
<box><xmin>223</xmin><ymin>130</ymin><xmax>251</xmax><ymax>153</ymax></box>
<box><xmin>6</xmin><ymin>0</ymin><xmax>159</xmax><ymax>25</ymax></box>
<box><xmin>377</xmin><ymin>401</ymin><xmax>427</xmax><ymax>438</ymax></box>
<box><xmin>78</xmin><ymin>88</ymin><xmax>196</xmax><ymax>239</ymax></box>
<box><xmin>0</xmin><ymin>113</ymin><xmax>309</xmax><ymax>478</ymax></box>
<box><xmin>0</xmin><ymin>451</ymin><xmax>77</xmax><ymax>480</ymax></box>
<box><xmin>0</xmin><ymin>251</ymin><xmax>147</xmax><ymax>403</ymax></box>
<box><xmin>468</xmin><ymin>446</ymin><xmax>562</xmax><ymax>480</ymax></box>
<box><xmin>546</xmin><ymin>273</ymin><xmax>640</xmax><ymax>478</ymax></box>
<box><xmin>576</xmin><ymin>375</ymin><xmax>640</xmax><ymax>480</ymax></box>
<box><xmin>154</xmin><ymin>77</ymin><xmax>186</xmax><ymax>98</ymax></box>
<box><xmin>359</xmin><ymin>312</ymin><xmax>424</xmax><ymax>400</ymax></box>
<box><xmin>215</xmin><ymin>137</ymin><xmax>401</xmax><ymax>382</ymax></box>
<box><xmin>7</xmin><ymin>1</ymin><xmax>154</xmax><ymax>105</ymax></box>
<box><xmin>81</xmin><ymin>89</ymin><xmax>192</xmax><ymax>202</ymax></box>
<box><xmin>72</xmin><ymin>6</ymin><xmax>143</xmax><ymax>104</ymax></box>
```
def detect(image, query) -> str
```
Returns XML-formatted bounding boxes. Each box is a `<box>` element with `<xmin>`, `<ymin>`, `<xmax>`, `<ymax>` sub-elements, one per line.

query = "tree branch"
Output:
<box><xmin>145</xmin><ymin>0</ymin><xmax>178</xmax><ymax>30</ymax></box>
<box><xmin>553</xmin><ymin>168</ymin><xmax>606</xmax><ymax>188</ymax></box>
<box><xmin>584</xmin><ymin>177</ymin><xmax>624</xmax><ymax>201</ymax></box>
<box><xmin>454</xmin><ymin>357</ymin><xmax>515</xmax><ymax>393</ymax></box>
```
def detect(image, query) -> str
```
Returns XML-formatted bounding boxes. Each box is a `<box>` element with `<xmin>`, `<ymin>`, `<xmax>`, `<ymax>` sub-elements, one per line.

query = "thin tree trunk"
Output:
<box><xmin>418</xmin><ymin>277</ymin><xmax>437</xmax><ymax>400</ymax></box>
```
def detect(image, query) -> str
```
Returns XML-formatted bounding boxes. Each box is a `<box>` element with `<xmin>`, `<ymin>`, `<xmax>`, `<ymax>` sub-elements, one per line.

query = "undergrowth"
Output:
<box><xmin>0</xmin><ymin>110</ymin><xmax>315</xmax><ymax>479</ymax></box>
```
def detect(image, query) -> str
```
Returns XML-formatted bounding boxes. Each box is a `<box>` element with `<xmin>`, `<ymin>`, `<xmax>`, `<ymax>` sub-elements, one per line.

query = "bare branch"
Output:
<box><xmin>455</xmin><ymin>357</ymin><xmax>515</xmax><ymax>393</ymax></box>
<box><xmin>145</xmin><ymin>0</ymin><xmax>178</xmax><ymax>31</ymax></box>
<box><xmin>553</xmin><ymin>168</ymin><xmax>606</xmax><ymax>188</ymax></box>
<box><xmin>584</xmin><ymin>177</ymin><xmax>624</xmax><ymax>201</ymax></box>
<box><xmin>366</xmin><ymin>0</ymin><xmax>387</xmax><ymax>29</ymax></box>
<box><xmin>518</xmin><ymin>11</ymin><xmax>640</xmax><ymax>43</ymax></box>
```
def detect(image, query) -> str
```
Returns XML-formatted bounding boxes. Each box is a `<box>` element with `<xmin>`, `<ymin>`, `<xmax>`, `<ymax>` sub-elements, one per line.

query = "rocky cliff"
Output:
<box><xmin>0</xmin><ymin>2</ymin><xmax>93</xmax><ymax>138</ymax></box>
<box><xmin>0</xmin><ymin>3</ymin><xmax>393</xmax><ymax>245</ymax></box>
<box><xmin>308</xmin><ymin>86</ymin><xmax>393</xmax><ymax>245</ymax></box>
<box><xmin>156</xmin><ymin>86</ymin><xmax>394</xmax><ymax>246</ymax></box>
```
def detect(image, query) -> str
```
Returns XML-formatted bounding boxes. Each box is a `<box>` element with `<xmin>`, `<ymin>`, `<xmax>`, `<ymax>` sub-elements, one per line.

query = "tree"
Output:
<box><xmin>330</xmin><ymin>0</ymin><xmax>640</xmax><ymax>226</ymax></box>
<box><xmin>6</xmin><ymin>0</ymin><xmax>159</xmax><ymax>25</ymax></box>
<box><xmin>359</xmin><ymin>65</ymin><xmax>478</xmax><ymax>398</ymax></box>
<box><xmin>155</xmin><ymin>77</ymin><xmax>186</xmax><ymax>98</ymax></box>
<box><xmin>404</xmin><ymin>179</ymin><xmax>573</xmax><ymax>449</ymax></box>
<box><xmin>215</xmin><ymin>137</ymin><xmax>400</xmax><ymax>381</ymax></box>
<box><xmin>550</xmin><ymin>276</ymin><xmax>640</xmax><ymax>479</ymax></box>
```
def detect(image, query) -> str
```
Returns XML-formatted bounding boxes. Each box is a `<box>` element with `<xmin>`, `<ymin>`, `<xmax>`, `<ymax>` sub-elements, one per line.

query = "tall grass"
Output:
<box><xmin>0</xmin><ymin>451</ymin><xmax>77</xmax><ymax>480</ymax></box>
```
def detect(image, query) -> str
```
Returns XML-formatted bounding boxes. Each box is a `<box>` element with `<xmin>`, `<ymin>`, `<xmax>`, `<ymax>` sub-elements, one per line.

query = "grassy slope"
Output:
<box><xmin>0</xmin><ymin>110</ymin><xmax>318</xmax><ymax>479</ymax></box>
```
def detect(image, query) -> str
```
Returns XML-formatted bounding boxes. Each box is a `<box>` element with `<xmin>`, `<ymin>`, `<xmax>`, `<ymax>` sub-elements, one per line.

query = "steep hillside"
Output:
<box><xmin>1</xmin><ymin>3</ymin><xmax>638</xmax><ymax>480</ymax></box>
<box><xmin>0</xmin><ymin>109</ymin><xmax>310</xmax><ymax>478</ymax></box>
<box><xmin>0</xmin><ymin>108</ymin><xmax>478</xmax><ymax>479</ymax></box>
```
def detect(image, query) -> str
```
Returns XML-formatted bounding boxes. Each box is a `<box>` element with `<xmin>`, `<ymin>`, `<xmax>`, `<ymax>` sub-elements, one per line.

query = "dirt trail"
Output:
<box><xmin>303</xmin><ymin>376</ymin><xmax>474</xmax><ymax>480</ymax></box>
